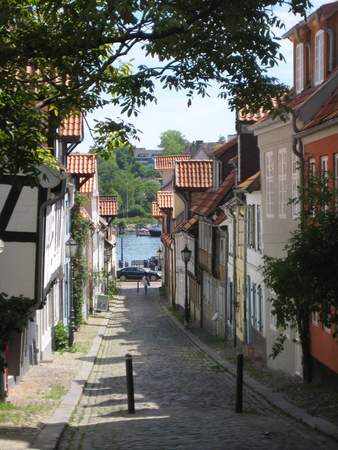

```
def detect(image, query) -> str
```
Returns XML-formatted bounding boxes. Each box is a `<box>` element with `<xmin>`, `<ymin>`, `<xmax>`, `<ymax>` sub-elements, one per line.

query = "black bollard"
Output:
<box><xmin>137</xmin><ymin>281</ymin><xmax>139</xmax><ymax>293</ymax></box>
<box><xmin>125</xmin><ymin>354</ymin><xmax>135</xmax><ymax>413</ymax></box>
<box><xmin>235</xmin><ymin>353</ymin><xmax>243</xmax><ymax>413</ymax></box>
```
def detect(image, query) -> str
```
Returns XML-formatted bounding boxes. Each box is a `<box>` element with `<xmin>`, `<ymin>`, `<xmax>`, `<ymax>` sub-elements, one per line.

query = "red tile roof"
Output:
<box><xmin>67</xmin><ymin>154</ymin><xmax>97</xmax><ymax>194</ymax></box>
<box><xmin>213</xmin><ymin>137</ymin><xmax>237</xmax><ymax>158</ymax></box>
<box><xmin>237</xmin><ymin>171</ymin><xmax>260</xmax><ymax>192</ymax></box>
<box><xmin>191</xmin><ymin>171</ymin><xmax>235</xmax><ymax>215</ymax></box>
<box><xmin>67</xmin><ymin>154</ymin><xmax>96</xmax><ymax>174</ymax></box>
<box><xmin>303</xmin><ymin>88</ymin><xmax>338</xmax><ymax>130</ymax></box>
<box><xmin>61</xmin><ymin>114</ymin><xmax>83</xmax><ymax>142</ymax></box>
<box><xmin>99</xmin><ymin>196</ymin><xmax>118</xmax><ymax>217</ymax></box>
<box><xmin>175</xmin><ymin>215</ymin><xmax>199</xmax><ymax>233</ymax></box>
<box><xmin>155</xmin><ymin>155</ymin><xmax>191</xmax><ymax>170</ymax></box>
<box><xmin>152</xmin><ymin>201</ymin><xmax>162</xmax><ymax>218</ymax></box>
<box><xmin>175</xmin><ymin>160</ymin><xmax>213</xmax><ymax>189</ymax></box>
<box><xmin>157</xmin><ymin>191</ymin><xmax>173</xmax><ymax>209</ymax></box>
<box><xmin>284</xmin><ymin>1</ymin><xmax>338</xmax><ymax>38</ymax></box>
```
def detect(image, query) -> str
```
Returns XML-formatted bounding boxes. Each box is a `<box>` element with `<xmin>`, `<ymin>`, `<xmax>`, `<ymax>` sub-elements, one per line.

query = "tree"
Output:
<box><xmin>0</xmin><ymin>0</ymin><xmax>311</xmax><ymax>178</ymax></box>
<box><xmin>97</xmin><ymin>150</ymin><xmax>160</xmax><ymax>218</ymax></box>
<box><xmin>263</xmin><ymin>174</ymin><xmax>338</xmax><ymax>382</ymax></box>
<box><xmin>159</xmin><ymin>130</ymin><xmax>189</xmax><ymax>155</ymax></box>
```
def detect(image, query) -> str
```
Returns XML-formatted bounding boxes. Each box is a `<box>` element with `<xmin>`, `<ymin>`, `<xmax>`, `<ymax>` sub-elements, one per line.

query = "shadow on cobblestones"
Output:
<box><xmin>56</xmin><ymin>284</ymin><xmax>338</xmax><ymax>450</ymax></box>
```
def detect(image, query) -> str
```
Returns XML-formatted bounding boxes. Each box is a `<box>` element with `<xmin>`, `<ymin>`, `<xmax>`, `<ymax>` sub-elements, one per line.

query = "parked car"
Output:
<box><xmin>117</xmin><ymin>266</ymin><xmax>161</xmax><ymax>281</ymax></box>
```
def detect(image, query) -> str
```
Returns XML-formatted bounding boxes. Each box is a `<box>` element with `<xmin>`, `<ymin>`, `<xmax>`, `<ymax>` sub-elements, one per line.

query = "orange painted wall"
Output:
<box><xmin>310</xmin><ymin>323</ymin><xmax>338</xmax><ymax>374</ymax></box>
<box><xmin>305</xmin><ymin>133</ymin><xmax>338</xmax><ymax>170</ymax></box>
<box><xmin>305</xmin><ymin>133</ymin><xmax>338</xmax><ymax>374</ymax></box>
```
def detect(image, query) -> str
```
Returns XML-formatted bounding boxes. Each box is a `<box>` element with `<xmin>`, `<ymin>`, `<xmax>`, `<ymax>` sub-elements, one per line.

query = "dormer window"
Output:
<box><xmin>314</xmin><ymin>30</ymin><xmax>325</xmax><ymax>85</ymax></box>
<box><xmin>295</xmin><ymin>43</ymin><xmax>304</xmax><ymax>93</ymax></box>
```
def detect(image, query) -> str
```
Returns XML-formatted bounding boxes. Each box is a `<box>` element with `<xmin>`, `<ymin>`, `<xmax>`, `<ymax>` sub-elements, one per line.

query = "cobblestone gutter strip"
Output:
<box><xmin>162</xmin><ymin>304</ymin><xmax>338</xmax><ymax>443</ymax></box>
<box><xmin>28</xmin><ymin>315</ymin><xmax>110</xmax><ymax>450</ymax></box>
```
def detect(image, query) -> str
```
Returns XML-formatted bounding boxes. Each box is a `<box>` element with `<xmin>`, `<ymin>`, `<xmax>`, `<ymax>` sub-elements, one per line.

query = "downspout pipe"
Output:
<box><xmin>291</xmin><ymin>112</ymin><xmax>305</xmax><ymax>228</ymax></box>
<box><xmin>36</xmin><ymin>176</ymin><xmax>67</xmax><ymax>309</ymax></box>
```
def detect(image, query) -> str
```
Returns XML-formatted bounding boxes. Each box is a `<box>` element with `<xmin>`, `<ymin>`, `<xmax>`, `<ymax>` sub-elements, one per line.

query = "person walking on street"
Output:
<box><xmin>142</xmin><ymin>274</ymin><xmax>149</xmax><ymax>294</ymax></box>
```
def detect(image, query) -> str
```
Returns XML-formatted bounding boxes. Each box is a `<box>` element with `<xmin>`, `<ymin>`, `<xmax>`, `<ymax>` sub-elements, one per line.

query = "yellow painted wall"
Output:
<box><xmin>173</xmin><ymin>192</ymin><xmax>185</xmax><ymax>219</ymax></box>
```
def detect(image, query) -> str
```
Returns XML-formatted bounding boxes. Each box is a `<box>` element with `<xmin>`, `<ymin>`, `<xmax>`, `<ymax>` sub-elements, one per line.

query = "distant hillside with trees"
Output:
<box><xmin>98</xmin><ymin>148</ymin><xmax>160</xmax><ymax>224</ymax></box>
<box><xmin>159</xmin><ymin>130</ymin><xmax>190</xmax><ymax>155</ymax></box>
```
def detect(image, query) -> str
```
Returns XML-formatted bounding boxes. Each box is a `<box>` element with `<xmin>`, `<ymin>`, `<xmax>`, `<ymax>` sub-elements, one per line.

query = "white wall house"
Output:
<box><xmin>244</xmin><ymin>186</ymin><xmax>266</xmax><ymax>358</ymax></box>
<box><xmin>174</xmin><ymin>231</ymin><xmax>195</xmax><ymax>311</ymax></box>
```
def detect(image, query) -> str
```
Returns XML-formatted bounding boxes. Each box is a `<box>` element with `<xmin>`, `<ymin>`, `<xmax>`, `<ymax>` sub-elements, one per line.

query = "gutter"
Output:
<box><xmin>295</xmin><ymin>116</ymin><xmax>338</xmax><ymax>138</ymax></box>
<box><xmin>36</xmin><ymin>176</ymin><xmax>67</xmax><ymax>309</ymax></box>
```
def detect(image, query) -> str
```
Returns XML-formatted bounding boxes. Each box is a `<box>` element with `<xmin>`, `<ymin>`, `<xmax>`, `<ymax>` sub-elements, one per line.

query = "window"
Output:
<box><xmin>247</xmin><ymin>205</ymin><xmax>256</xmax><ymax>249</ymax></box>
<box><xmin>312</xmin><ymin>311</ymin><xmax>319</xmax><ymax>326</ymax></box>
<box><xmin>309</xmin><ymin>157</ymin><xmax>316</xmax><ymax>176</ymax></box>
<box><xmin>314</xmin><ymin>30</ymin><xmax>325</xmax><ymax>86</ymax></box>
<box><xmin>256</xmin><ymin>205</ymin><xmax>262</xmax><ymax>252</ymax></box>
<box><xmin>335</xmin><ymin>154</ymin><xmax>338</xmax><ymax>206</ymax></box>
<box><xmin>252</xmin><ymin>283</ymin><xmax>257</xmax><ymax>327</ymax></box>
<box><xmin>295</xmin><ymin>43</ymin><xmax>304</xmax><ymax>93</ymax></box>
<box><xmin>257</xmin><ymin>286</ymin><xmax>263</xmax><ymax>332</ymax></box>
<box><xmin>292</xmin><ymin>153</ymin><xmax>300</xmax><ymax>218</ymax></box>
<box><xmin>320</xmin><ymin>155</ymin><xmax>328</xmax><ymax>186</ymax></box>
<box><xmin>228</xmin><ymin>281</ymin><xmax>233</xmax><ymax>324</ymax></box>
<box><xmin>265</xmin><ymin>152</ymin><xmax>274</xmax><ymax>218</ymax></box>
<box><xmin>335</xmin><ymin>154</ymin><xmax>338</xmax><ymax>188</ymax></box>
<box><xmin>278</xmin><ymin>148</ymin><xmax>287</xmax><ymax>218</ymax></box>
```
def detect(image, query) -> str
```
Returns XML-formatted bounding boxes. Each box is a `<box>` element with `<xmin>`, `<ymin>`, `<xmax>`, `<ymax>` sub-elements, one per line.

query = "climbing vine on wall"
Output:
<box><xmin>0</xmin><ymin>294</ymin><xmax>35</xmax><ymax>375</ymax></box>
<box><xmin>71</xmin><ymin>193</ymin><xmax>90</xmax><ymax>327</ymax></box>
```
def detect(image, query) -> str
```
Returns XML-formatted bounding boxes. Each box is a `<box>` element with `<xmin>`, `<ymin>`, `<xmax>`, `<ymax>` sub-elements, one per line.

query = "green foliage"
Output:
<box><xmin>263</xmin><ymin>173</ymin><xmax>338</xmax><ymax>381</ymax></box>
<box><xmin>159</xmin><ymin>130</ymin><xmax>189</xmax><ymax>155</ymax></box>
<box><xmin>108</xmin><ymin>278</ymin><xmax>119</xmax><ymax>298</ymax></box>
<box><xmin>97</xmin><ymin>149</ymin><xmax>160</xmax><ymax>218</ymax></box>
<box><xmin>71</xmin><ymin>194</ymin><xmax>90</xmax><ymax>327</ymax></box>
<box><xmin>0</xmin><ymin>294</ymin><xmax>35</xmax><ymax>372</ymax></box>
<box><xmin>54</xmin><ymin>322</ymin><xmax>69</xmax><ymax>351</ymax></box>
<box><xmin>0</xmin><ymin>0</ymin><xmax>311</xmax><ymax>176</ymax></box>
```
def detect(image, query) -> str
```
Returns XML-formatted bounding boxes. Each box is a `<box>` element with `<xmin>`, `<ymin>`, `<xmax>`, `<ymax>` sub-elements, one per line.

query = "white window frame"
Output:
<box><xmin>314</xmin><ymin>30</ymin><xmax>325</xmax><ymax>86</ymax></box>
<box><xmin>295</xmin><ymin>43</ymin><xmax>304</xmax><ymax>93</ymax></box>
<box><xmin>278</xmin><ymin>148</ymin><xmax>287</xmax><ymax>218</ymax></box>
<box><xmin>311</xmin><ymin>311</ymin><xmax>319</xmax><ymax>326</ymax></box>
<box><xmin>256</xmin><ymin>204</ymin><xmax>262</xmax><ymax>252</ymax></box>
<box><xmin>309</xmin><ymin>157</ymin><xmax>316</xmax><ymax>176</ymax></box>
<box><xmin>292</xmin><ymin>153</ymin><xmax>300</xmax><ymax>218</ymax></box>
<box><xmin>335</xmin><ymin>154</ymin><xmax>338</xmax><ymax>189</ymax></box>
<box><xmin>265</xmin><ymin>151</ymin><xmax>274</xmax><ymax>218</ymax></box>
<box><xmin>320</xmin><ymin>155</ymin><xmax>328</xmax><ymax>186</ymax></box>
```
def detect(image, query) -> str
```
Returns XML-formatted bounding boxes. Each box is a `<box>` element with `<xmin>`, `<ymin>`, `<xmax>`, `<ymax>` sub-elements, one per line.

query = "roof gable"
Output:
<box><xmin>175</xmin><ymin>160</ymin><xmax>213</xmax><ymax>189</ymax></box>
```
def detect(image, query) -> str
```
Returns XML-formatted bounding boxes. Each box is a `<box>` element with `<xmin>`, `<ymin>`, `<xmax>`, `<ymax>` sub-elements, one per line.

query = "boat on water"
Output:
<box><xmin>136</xmin><ymin>227</ymin><xmax>150</xmax><ymax>236</ymax></box>
<box><xmin>148</xmin><ymin>225</ymin><xmax>161</xmax><ymax>237</ymax></box>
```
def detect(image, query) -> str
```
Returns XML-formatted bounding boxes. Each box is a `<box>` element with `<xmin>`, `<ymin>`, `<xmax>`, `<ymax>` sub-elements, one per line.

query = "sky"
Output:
<box><xmin>77</xmin><ymin>0</ymin><xmax>330</xmax><ymax>153</ymax></box>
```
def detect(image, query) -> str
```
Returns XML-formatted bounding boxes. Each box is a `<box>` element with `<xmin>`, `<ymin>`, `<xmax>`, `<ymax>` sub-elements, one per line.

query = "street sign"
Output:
<box><xmin>96</xmin><ymin>294</ymin><xmax>109</xmax><ymax>312</ymax></box>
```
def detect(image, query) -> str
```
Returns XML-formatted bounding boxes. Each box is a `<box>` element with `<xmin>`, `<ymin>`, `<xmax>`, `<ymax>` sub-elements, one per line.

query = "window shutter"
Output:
<box><xmin>315</xmin><ymin>30</ymin><xmax>325</xmax><ymax>85</ymax></box>
<box><xmin>296</xmin><ymin>43</ymin><xmax>304</xmax><ymax>93</ymax></box>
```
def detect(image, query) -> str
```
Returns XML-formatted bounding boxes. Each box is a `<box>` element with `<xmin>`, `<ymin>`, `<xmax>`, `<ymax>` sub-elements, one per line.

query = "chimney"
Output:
<box><xmin>212</xmin><ymin>160</ymin><xmax>221</xmax><ymax>191</ymax></box>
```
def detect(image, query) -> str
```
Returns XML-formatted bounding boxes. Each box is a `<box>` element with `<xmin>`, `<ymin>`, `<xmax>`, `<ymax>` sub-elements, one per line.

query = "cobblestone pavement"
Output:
<box><xmin>0</xmin><ymin>312</ymin><xmax>108</xmax><ymax>450</ymax></box>
<box><xmin>57</xmin><ymin>283</ymin><xmax>337</xmax><ymax>450</ymax></box>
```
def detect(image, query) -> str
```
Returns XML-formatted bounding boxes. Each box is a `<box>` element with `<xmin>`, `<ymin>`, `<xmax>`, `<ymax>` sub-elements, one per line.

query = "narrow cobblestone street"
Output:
<box><xmin>57</xmin><ymin>284</ymin><xmax>337</xmax><ymax>450</ymax></box>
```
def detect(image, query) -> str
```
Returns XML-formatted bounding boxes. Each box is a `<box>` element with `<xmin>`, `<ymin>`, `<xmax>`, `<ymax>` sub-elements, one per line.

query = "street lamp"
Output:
<box><xmin>181</xmin><ymin>244</ymin><xmax>192</xmax><ymax>327</ymax></box>
<box><xmin>66</xmin><ymin>237</ymin><xmax>79</xmax><ymax>347</ymax></box>
<box><xmin>105</xmin><ymin>248</ymin><xmax>113</xmax><ymax>294</ymax></box>
<box><xmin>157</xmin><ymin>247</ymin><xmax>162</xmax><ymax>270</ymax></box>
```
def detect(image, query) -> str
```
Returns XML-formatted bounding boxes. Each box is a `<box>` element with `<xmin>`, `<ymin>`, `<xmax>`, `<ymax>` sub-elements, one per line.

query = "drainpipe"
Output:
<box><xmin>36</xmin><ymin>176</ymin><xmax>67</xmax><ymax>308</ymax></box>
<box><xmin>291</xmin><ymin>112</ymin><xmax>305</xmax><ymax>229</ymax></box>
<box><xmin>233</xmin><ymin>190</ymin><xmax>248</xmax><ymax>346</ymax></box>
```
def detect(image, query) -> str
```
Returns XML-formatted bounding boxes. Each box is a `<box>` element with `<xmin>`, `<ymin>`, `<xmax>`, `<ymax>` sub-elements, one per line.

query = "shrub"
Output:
<box><xmin>54</xmin><ymin>322</ymin><xmax>69</xmax><ymax>351</ymax></box>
